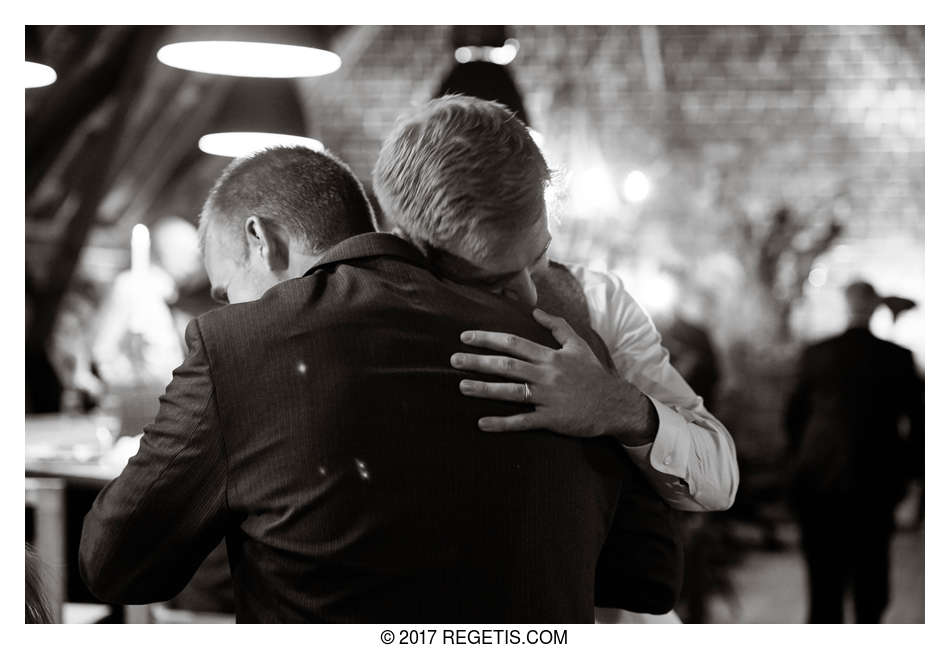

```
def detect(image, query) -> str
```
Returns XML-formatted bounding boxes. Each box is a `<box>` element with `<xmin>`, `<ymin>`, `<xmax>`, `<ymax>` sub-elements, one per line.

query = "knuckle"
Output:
<box><xmin>502</xmin><ymin>357</ymin><xmax>516</xmax><ymax>372</ymax></box>
<box><xmin>505</xmin><ymin>334</ymin><xmax>518</xmax><ymax>348</ymax></box>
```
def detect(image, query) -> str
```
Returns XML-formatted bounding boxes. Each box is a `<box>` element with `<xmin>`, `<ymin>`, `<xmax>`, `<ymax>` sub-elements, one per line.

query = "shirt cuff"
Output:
<box><xmin>623</xmin><ymin>396</ymin><xmax>692</xmax><ymax>488</ymax></box>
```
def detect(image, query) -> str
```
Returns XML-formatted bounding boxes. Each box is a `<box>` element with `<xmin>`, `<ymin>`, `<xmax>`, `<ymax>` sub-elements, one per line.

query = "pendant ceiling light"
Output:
<box><xmin>25</xmin><ymin>27</ymin><xmax>56</xmax><ymax>88</ymax></box>
<box><xmin>455</xmin><ymin>39</ymin><xmax>520</xmax><ymax>66</ymax></box>
<box><xmin>436</xmin><ymin>26</ymin><xmax>532</xmax><ymax>130</ymax></box>
<box><xmin>198</xmin><ymin>133</ymin><xmax>324</xmax><ymax>158</ymax></box>
<box><xmin>25</xmin><ymin>61</ymin><xmax>57</xmax><ymax>88</ymax></box>
<box><xmin>156</xmin><ymin>27</ymin><xmax>336</xmax><ymax>157</ymax></box>
<box><xmin>156</xmin><ymin>26</ymin><xmax>341</xmax><ymax>79</ymax></box>
<box><xmin>198</xmin><ymin>76</ymin><xmax>322</xmax><ymax>158</ymax></box>
<box><xmin>157</xmin><ymin>41</ymin><xmax>340</xmax><ymax>79</ymax></box>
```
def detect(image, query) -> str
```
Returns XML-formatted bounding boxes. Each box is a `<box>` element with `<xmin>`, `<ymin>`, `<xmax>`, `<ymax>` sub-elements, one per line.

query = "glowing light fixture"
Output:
<box><xmin>157</xmin><ymin>41</ymin><xmax>340</xmax><ymax>78</ymax></box>
<box><xmin>622</xmin><ymin>170</ymin><xmax>651</xmax><ymax>202</ymax></box>
<box><xmin>198</xmin><ymin>132</ymin><xmax>325</xmax><ymax>158</ymax></box>
<box><xmin>131</xmin><ymin>224</ymin><xmax>150</xmax><ymax>278</ymax></box>
<box><xmin>489</xmin><ymin>39</ymin><xmax>520</xmax><ymax>65</ymax></box>
<box><xmin>454</xmin><ymin>39</ymin><xmax>520</xmax><ymax>66</ymax></box>
<box><xmin>25</xmin><ymin>61</ymin><xmax>56</xmax><ymax>88</ymax></box>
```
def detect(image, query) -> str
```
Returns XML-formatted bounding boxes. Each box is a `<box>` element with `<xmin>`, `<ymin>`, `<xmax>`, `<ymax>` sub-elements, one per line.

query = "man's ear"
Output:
<box><xmin>244</xmin><ymin>216</ymin><xmax>290</xmax><ymax>273</ymax></box>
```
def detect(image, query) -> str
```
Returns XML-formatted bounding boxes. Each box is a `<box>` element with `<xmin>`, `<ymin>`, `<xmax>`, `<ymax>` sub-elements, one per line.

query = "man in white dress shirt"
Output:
<box><xmin>373</xmin><ymin>95</ymin><xmax>738</xmax><ymax>517</ymax></box>
<box><xmin>373</xmin><ymin>95</ymin><xmax>738</xmax><ymax>622</ymax></box>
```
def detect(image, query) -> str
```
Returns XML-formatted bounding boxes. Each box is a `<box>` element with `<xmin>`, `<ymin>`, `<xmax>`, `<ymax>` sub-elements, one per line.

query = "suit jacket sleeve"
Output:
<box><xmin>594</xmin><ymin>459</ymin><xmax>683</xmax><ymax>614</ymax></box>
<box><xmin>79</xmin><ymin>319</ymin><xmax>230</xmax><ymax>605</ymax></box>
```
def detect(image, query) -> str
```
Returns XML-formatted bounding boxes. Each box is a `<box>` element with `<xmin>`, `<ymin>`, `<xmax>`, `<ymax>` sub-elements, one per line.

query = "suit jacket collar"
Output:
<box><xmin>303</xmin><ymin>232</ymin><xmax>428</xmax><ymax>277</ymax></box>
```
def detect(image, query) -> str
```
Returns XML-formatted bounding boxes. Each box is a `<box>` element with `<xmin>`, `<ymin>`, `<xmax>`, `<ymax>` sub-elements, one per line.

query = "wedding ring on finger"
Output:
<box><xmin>523</xmin><ymin>382</ymin><xmax>532</xmax><ymax>402</ymax></box>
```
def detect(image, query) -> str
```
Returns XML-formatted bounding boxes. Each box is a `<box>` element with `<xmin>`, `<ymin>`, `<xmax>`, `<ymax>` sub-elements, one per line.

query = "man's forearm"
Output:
<box><xmin>600</xmin><ymin>379</ymin><xmax>660</xmax><ymax>447</ymax></box>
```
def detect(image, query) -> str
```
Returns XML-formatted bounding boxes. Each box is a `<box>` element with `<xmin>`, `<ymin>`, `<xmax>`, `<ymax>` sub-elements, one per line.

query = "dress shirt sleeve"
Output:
<box><xmin>79</xmin><ymin>319</ymin><xmax>230</xmax><ymax>604</ymax></box>
<box><xmin>573</xmin><ymin>265</ymin><xmax>739</xmax><ymax>512</ymax></box>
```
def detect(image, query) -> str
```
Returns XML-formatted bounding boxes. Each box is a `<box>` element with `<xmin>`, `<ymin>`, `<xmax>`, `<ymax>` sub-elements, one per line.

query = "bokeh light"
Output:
<box><xmin>454</xmin><ymin>39</ymin><xmax>520</xmax><ymax>66</ymax></box>
<box><xmin>570</xmin><ymin>166</ymin><xmax>616</xmax><ymax>218</ymax></box>
<box><xmin>808</xmin><ymin>264</ymin><xmax>828</xmax><ymax>288</ymax></box>
<box><xmin>622</xmin><ymin>170</ymin><xmax>651</xmax><ymax>202</ymax></box>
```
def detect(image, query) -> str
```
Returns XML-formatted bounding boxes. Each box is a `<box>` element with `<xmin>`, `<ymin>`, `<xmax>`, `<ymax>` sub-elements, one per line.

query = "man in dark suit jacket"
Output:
<box><xmin>371</xmin><ymin>96</ymin><xmax>694</xmax><ymax>619</ymax></box>
<box><xmin>785</xmin><ymin>280</ymin><xmax>923</xmax><ymax>623</ymax></box>
<box><xmin>79</xmin><ymin>146</ymin><xmax>675</xmax><ymax>622</ymax></box>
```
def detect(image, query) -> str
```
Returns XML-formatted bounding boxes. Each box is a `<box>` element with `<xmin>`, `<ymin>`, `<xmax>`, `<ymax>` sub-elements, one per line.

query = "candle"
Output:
<box><xmin>131</xmin><ymin>224</ymin><xmax>150</xmax><ymax>278</ymax></box>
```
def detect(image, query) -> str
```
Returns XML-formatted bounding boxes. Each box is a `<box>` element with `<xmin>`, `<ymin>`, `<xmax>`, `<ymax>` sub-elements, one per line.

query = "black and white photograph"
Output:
<box><xmin>20</xmin><ymin>16</ymin><xmax>934</xmax><ymax>632</ymax></box>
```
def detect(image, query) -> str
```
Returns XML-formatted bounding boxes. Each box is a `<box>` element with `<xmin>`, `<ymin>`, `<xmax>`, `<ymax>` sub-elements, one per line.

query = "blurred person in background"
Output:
<box><xmin>46</xmin><ymin>278</ymin><xmax>106</xmax><ymax>413</ymax></box>
<box><xmin>656</xmin><ymin>278</ymin><xmax>721</xmax><ymax>414</ymax></box>
<box><xmin>785</xmin><ymin>279</ymin><xmax>923</xmax><ymax>623</ymax></box>
<box><xmin>151</xmin><ymin>215</ymin><xmax>213</xmax><ymax>336</ymax></box>
<box><xmin>41</xmin><ymin>217</ymin><xmax>207</xmax><ymax>417</ymax></box>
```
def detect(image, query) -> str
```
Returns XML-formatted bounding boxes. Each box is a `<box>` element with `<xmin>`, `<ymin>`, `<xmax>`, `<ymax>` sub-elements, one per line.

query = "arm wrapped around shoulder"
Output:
<box><xmin>594</xmin><ymin>464</ymin><xmax>684</xmax><ymax>614</ymax></box>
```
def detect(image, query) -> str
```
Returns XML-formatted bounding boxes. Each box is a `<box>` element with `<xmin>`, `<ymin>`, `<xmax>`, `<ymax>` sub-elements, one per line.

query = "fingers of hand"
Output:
<box><xmin>532</xmin><ymin>308</ymin><xmax>577</xmax><ymax>347</ymax></box>
<box><xmin>478</xmin><ymin>413</ymin><xmax>543</xmax><ymax>432</ymax></box>
<box><xmin>459</xmin><ymin>330</ymin><xmax>553</xmax><ymax>362</ymax></box>
<box><xmin>531</xmin><ymin>308</ymin><xmax>556</xmax><ymax>325</ymax></box>
<box><xmin>459</xmin><ymin>380</ymin><xmax>535</xmax><ymax>403</ymax></box>
<box><xmin>450</xmin><ymin>352</ymin><xmax>536</xmax><ymax>380</ymax></box>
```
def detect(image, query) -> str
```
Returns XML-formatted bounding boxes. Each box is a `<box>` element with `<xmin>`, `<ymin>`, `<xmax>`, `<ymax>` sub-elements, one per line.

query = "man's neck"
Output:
<box><xmin>846</xmin><ymin>316</ymin><xmax>872</xmax><ymax>331</ymax></box>
<box><xmin>287</xmin><ymin>251</ymin><xmax>328</xmax><ymax>278</ymax></box>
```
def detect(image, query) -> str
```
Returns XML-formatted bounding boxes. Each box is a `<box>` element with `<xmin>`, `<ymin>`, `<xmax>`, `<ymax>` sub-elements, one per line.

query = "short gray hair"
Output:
<box><xmin>372</xmin><ymin>95</ymin><xmax>550</xmax><ymax>262</ymax></box>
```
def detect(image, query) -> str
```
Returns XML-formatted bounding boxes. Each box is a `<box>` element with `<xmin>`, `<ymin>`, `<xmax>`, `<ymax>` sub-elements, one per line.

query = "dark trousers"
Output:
<box><xmin>796</xmin><ymin>496</ymin><xmax>893</xmax><ymax>623</ymax></box>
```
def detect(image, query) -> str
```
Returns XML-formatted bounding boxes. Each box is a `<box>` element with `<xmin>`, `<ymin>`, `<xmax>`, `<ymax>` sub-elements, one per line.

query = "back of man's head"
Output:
<box><xmin>845</xmin><ymin>279</ymin><xmax>881</xmax><ymax>323</ymax></box>
<box><xmin>199</xmin><ymin>146</ymin><xmax>375</xmax><ymax>258</ymax></box>
<box><xmin>372</xmin><ymin>95</ymin><xmax>550</xmax><ymax>264</ymax></box>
